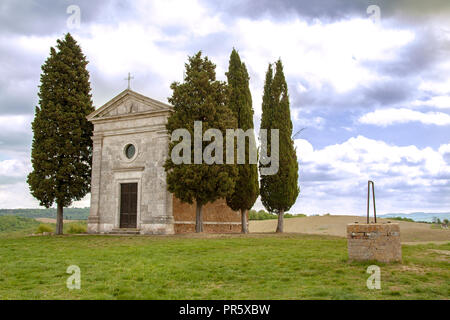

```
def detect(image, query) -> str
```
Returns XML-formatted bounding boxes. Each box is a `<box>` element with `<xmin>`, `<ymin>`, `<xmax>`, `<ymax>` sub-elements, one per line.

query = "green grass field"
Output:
<box><xmin>0</xmin><ymin>232</ymin><xmax>448</xmax><ymax>300</ymax></box>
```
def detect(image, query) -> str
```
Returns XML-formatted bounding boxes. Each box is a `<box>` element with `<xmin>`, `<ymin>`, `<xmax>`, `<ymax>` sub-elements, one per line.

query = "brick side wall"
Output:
<box><xmin>347</xmin><ymin>223</ymin><xmax>402</xmax><ymax>263</ymax></box>
<box><xmin>173</xmin><ymin>197</ymin><xmax>243</xmax><ymax>233</ymax></box>
<box><xmin>174</xmin><ymin>223</ymin><xmax>242</xmax><ymax>234</ymax></box>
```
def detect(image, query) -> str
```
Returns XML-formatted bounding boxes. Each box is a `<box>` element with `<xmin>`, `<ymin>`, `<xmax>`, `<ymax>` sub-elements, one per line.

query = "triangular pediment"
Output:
<box><xmin>87</xmin><ymin>89</ymin><xmax>172</xmax><ymax>121</ymax></box>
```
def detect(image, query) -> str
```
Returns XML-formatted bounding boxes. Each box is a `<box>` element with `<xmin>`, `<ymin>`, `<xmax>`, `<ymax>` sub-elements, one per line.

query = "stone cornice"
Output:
<box><xmin>87</xmin><ymin>89</ymin><xmax>173</xmax><ymax>122</ymax></box>
<box><xmin>93</xmin><ymin>125</ymin><xmax>168</xmax><ymax>137</ymax></box>
<box><xmin>90</xmin><ymin>108</ymin><xmax>172</xmax><ymax>124</ymax></box>
<box><xmin>112</xmin><ymin>167</ymin><xmax>145</xmax><ymax>173</ymax></box>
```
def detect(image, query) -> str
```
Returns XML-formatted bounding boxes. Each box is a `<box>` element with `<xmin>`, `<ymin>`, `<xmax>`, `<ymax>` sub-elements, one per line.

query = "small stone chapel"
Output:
<box><xmin>86</xmin><ymin>89</ymin><xmax>242</xmax><ymax>235</ymax></box>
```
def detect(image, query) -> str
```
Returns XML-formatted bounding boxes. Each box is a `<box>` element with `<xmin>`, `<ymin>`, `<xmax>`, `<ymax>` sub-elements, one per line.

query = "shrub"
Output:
<box><xmin>249</xmin><ymin>210</ymin><xmax>277</xmax><ymax>220</ymax></box>
<box><xmin>432</xmin><ymin>217</ymin><xmax>442</xmax><ymax>224</ymax></box>
<box><xmin>389</xmin><ymin>217</ymin><xmax>415</xmax><ymax>223</ymax></box>
<box><xmin>66</xmin><ymin>223</ymin><xmax>87</xmax><ymax>234</ymax></box>
<box><xmin>249</xmin><ymin>210</ymin><xmax>306</xmax><ymax>220</ymax></box>
<box><xmin>36</xmin><ymin>224</ymin><xmax>53</xmax><ymax>234</ymax></box>
<box><xmin>284</xmin><ymin>213</ymin><xmax>306</xmax><ymax>218</ymax></box>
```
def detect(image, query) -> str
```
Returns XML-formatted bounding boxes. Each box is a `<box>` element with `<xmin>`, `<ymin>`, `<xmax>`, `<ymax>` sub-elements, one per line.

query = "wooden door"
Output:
<box><xmin>120</xmin><ymin>183</ymin><xmax>137</xmax><ymax>228</ymax></box>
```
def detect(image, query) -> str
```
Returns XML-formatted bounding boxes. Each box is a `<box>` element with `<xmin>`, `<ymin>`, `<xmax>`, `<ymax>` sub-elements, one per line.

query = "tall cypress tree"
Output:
<box><xmin>225</xmin><ymin>49</ymin><xmax>259</xmax><ymax>234</ymax></box>
<box><xmin>164</xmin><ymin>52</ymin><xmax>238</xmax><ymax>233</ymax></box>
<box><xmin>259</xmin><ymin>60</ymin><xmax>299</xmax><ymax>233</ymax></box>
<box><xmin>27</xmin><ymin>33</ymin><xmax>94</xmax><ymax>235</ymax></box>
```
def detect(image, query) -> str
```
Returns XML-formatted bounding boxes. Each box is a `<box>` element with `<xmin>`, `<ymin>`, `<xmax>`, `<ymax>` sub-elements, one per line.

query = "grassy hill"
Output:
<box><xmin>0</xmin><ymin>216</ymin><xmax>87</xmax><ymax>237</ymax></box>
<box><xmin>250</xmin><ymin>216</ymin><xmax>450</xmax><ymax>243</ymax></box>
<box><xmin>0</xmin><ymin>216</ymin><xmax>40</xmax><ymax>233</ymax></box>
<box><xmin>0</xmin><ymin>208</ymin><xmax>89</xmax><ymax>220</ymax></box>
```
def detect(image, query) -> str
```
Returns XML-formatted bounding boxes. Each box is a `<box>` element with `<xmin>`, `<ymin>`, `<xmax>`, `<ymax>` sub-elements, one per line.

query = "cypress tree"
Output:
<box><xmin>259</xmin><ymin>60</ymin><xmax>299</xmax><ymax>233</ymax></box>
<box><xmin>27</xmin><ymin>33</ymin><xmax>94</xmax><ymax>235</ymax></box>
<box><xmin>225</xmin><ymin>49</ymin><xmax>259</xmax><ymax>234</ymax></box>
<box><xmin>164</xmin><ymin>52</ymin><xmax>238</xmax><ymax>233</ymax></box>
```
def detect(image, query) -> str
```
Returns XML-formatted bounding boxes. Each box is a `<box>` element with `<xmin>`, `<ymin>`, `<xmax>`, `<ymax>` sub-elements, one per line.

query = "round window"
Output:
<box><xmin>125</xmin><ymin>144</ymin><xmax>136</xmax><ymax>159</ymax></box>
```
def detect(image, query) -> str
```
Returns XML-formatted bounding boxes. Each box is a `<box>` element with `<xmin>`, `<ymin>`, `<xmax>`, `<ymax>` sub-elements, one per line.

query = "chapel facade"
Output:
<box><xmin>86</xmin><ymin>89</ymin><xmax>242</xmax><ymax>235</ymax></box>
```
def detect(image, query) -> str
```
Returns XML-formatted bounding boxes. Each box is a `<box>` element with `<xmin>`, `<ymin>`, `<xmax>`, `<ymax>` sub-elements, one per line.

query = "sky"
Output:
<box><xmin>1</xmin><ymin>0</ymin><xmax>450</xmax><ymax>215</ymax></box>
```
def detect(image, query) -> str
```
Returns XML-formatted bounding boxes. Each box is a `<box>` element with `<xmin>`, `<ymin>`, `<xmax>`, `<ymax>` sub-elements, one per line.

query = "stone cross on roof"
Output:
<box><xmin>124</xmin><ymin>72</ymin><xmax>134</xmax><ymax>90</ymax></box>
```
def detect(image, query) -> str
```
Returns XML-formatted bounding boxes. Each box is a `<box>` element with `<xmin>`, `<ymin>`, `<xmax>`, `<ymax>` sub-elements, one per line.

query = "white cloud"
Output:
<box><xmin>0</xmin><ymin>115</ymin><xmax>33</xmax><ymax>133</ymax></box>
<box><xmin>0</xmin><ymin>158</ymin><xmax>31</xmax><ymax>178</ymax></box>
<box><xmin>291</xmin><ymin>136</ymin><xmax>450</xmax><ymax>215</ymax></box>
<box><xmin>358</xmin><ymin>108</ymin><xmax>450</xmax><ymax>126</ymax></box>
<box><xmin>292</xmin><ymin>109</ymin><xmax>325</xmax><ymax>130</ymax></box>
<box><xmin>234</xmin><ymin>17</ymin><xmax>414</xmax><ymax>94</ymax></box>
<box><xmin>78</xmin><ymin>23</ymin><xmax>189</xmax><ymax>105</ymax></box>
<box><xmin>412</xmin><ymin>96</ymin><xmax>450</xmax><ymax>109</ymax></box>
<box><xmin>0</xmin><ymin>156</ymin><xmax>90</xmax><ymax>209</ymax></box>
<box><xmin>419</xmin><ymin>80</ymin><xmax>450</xmax><ymax>95</ymax></box>
<box><xmin>438</xmin><ymin>143</ymin><xmax>450</xmax><ymax>155</ymax></box>
<box><xmin>132</xmin><ymin>0</ymin><xmax>226</xmax><ymax>37</ymax></box>
<box><xmin>0</xmin><ymin>182</ymin><xmax>39</xmax><ymax>209</ymax></box>
<box><xmin>73</xmin><ymin>195</ymin><xmax>91</xmax><ymax>209</ymax></box>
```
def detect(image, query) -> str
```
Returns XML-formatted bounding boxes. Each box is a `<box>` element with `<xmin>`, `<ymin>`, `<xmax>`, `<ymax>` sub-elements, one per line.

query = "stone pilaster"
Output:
<box><xmin>87</xmin><ymin>134</ymin><xmax>103</xmax><ymax>234</ymax></box>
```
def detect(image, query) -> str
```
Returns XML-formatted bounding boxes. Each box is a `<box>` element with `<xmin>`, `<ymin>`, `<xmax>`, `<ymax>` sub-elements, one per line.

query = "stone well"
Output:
<box><xmin>347</xmin><ymin>223</ymin><xmax>402</xmax><ymax>263</ymax></box>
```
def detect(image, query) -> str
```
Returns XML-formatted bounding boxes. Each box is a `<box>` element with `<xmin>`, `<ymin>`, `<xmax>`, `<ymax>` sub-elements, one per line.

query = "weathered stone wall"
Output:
<box><xmin>347</xmin><ymin>223</ymin><xmax>402</xmax><ymax>263</ymax></box>
<box><xmin>173</xmin><ymin>197</ymin><xmax>243</xmax><ymax>233</ymax></box>
<box><xmin>174</xmin><ymin>223</ymin><xmax>242</xmax><ymax>234</ymax></box>
<box><xmin>88</xmin><ymin>91</ymin><xmax>174</xmax><ymax>235</ymax></box>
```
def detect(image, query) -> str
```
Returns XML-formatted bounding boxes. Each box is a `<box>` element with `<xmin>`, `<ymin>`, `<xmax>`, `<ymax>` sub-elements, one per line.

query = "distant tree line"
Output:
<box><xmin>432</xmin><ymin>217</ymin><xmax>449</xmax><ymax>226</ymax></box>
<box><xmin>0</xmin><ymin>208</ymin><xmax>89</xmax><ymax>220</ymax></box>
<box><xmin>388</xmin><ymin>217</ymin><xmax>415</xmax><ymax>223</ymax></box>
<box><xmin>249</xmin><ymin>210</ymin><xmax>305</xmax><ymax>221</ymax></box>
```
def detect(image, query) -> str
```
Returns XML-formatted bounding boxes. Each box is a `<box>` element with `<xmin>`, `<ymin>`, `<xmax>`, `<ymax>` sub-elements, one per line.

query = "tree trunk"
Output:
<box><xmin>241</xmin><ymin>209</ymin><xmax>249</xmax><ymax>234</ymax></box>
<box><xmin>276</xmin><ymin>209</ymin><xmax>284</xmax><ymax>233</ymax></box>
<box><xmin>56</xmin><ymin>203</ymin><xmax>64</xmax><ymax>235</ymax></box>
<box><xmin>195</xmin><ymin>202</ymin><xmax>203</xmax><ymax>233</ymax></box>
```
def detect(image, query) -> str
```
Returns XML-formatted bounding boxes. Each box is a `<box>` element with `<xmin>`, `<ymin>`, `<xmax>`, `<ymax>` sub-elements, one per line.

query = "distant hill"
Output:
<box><xmin>0</xmin><ymin>216</ymin><xmax>40</xmax><ymax>233</ymax></box>
<box><xmin>380</xmin><ymin>212</ymin><xmax>450</xmax><ymax>223</ymax></box>
<box><xmin>1</xmin><ymin>208</ymin><xmax>448</xmax><ymax>223</ymax></box>
<box><xmin>0</xmin><ymin>208</ymin><xmax>89</xmax><ymax>220</ymax></box>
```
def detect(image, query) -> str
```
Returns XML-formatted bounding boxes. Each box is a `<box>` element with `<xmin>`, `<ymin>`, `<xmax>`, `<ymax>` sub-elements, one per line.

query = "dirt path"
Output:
<box><xmin>249</xmin><ymin>215</ymin><xmax>450</xmax><ymax>243</ymax></box>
